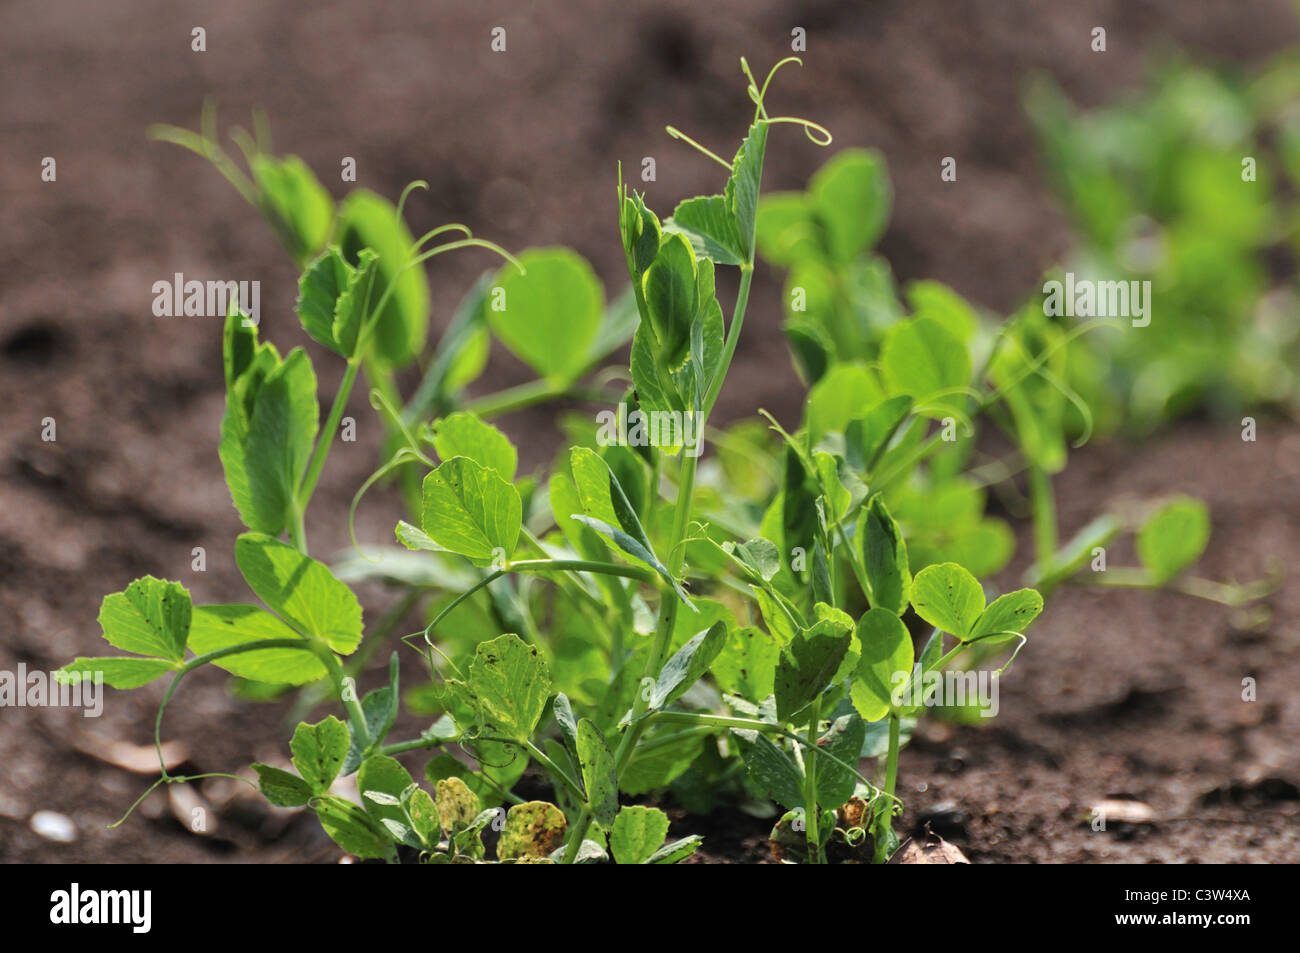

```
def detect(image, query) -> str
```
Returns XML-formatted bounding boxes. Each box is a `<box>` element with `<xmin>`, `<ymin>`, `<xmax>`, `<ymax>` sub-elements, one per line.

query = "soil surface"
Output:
<box><xmin>1</xmin><ymin>0</ymin><xmax>1297</xmax><ymax>863</ymax></box>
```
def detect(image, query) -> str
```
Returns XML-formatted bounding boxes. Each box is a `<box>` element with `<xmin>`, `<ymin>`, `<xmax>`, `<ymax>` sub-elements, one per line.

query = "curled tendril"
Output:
<box><xmin>395</xmin><ymin>180</ymin><xmax>429</xmax><ymax>225</ymax></box>
<box><xmin>347</xmin><ymin>447</ymin><xmax>425</xmax><ymax>560</ymax></box>
<box><xmin>766</xmin><ymin>116</ymin><xmax>833</xmax><ymax>147</ymax></box>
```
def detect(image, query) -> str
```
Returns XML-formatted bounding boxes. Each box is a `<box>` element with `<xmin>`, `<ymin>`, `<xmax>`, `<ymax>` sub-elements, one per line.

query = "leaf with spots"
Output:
<box><xmin>290</xmin><ymin>715</ymin><xmax>349</xmax><ymax>794</ymax></box>
<box><xmin>467</xmin><ymin>634</ymin><xmax>551</xmax><ymax>743</ymax></box>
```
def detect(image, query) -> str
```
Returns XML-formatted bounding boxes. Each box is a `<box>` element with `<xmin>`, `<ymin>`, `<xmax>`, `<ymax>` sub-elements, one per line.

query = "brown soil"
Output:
<box><xmin>1</xmin><ymin>0</ymin><xmax>1296</xmax><ymax>863</ymax></box>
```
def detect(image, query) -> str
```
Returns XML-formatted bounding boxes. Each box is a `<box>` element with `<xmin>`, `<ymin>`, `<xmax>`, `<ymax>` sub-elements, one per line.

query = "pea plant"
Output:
<box><xmin>60</xmin><ymin>58</ymin><xmax>1263</xmax><ymax>864</ymax></box>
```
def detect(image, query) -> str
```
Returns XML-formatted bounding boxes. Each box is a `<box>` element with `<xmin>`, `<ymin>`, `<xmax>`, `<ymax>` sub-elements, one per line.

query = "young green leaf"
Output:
<box><xmin>651</xmin><ymin>620</ymin><xmax>728</xmax><ymax>708</ymax></box>
<box><xmin>641</xmin><ymin>232</ymin><xmax>699</xmax><ymax>366</ymax></box>
<box><xmin>860</xmin><ymin>494</ymin><xmax>911</xmax><ymax>615</ymax></box>
<box><xmin>880</xmin><ymin>316</ymin><xmax>970</xmax><ymax>416</ymax></box>
<box><xmin>910</xmin><ymin>562</ymin><xmax>985</xmax><ymax>639</ymax></box>
<box><xmin>357</xmin><ymin>754</ymin><xmax>416</xmax><ymax>840</ymax></box>
<box><xmin>576</xmin><ymin>719</ymin><xmax>619</xmax><ymax>828</ymax></box>
<box><xmin>235</xmin><ymin>533</ymin><xmax>363</xmax><ymax>653</ymax></box>
<box><xmin>57</xmin><ymin>657</ymin><xmax>179</xmax><ymax>690</ymax></box>
<box><xmin>968</xmin><ymin>589</ymin><xmax>1044</xmax><ymax>644</ymax></box>
<box><xmin>314</xmin><ymin>794</ymin><xmax>395</xmax><ymax>861</ymax></box>
<box><xmin>735</xmin><ymin>731</ymin><xmax>804</xmax><ymax>809</ymax></box>
<box><xmin>817</xmin><ymin>712</ymin><xmax>867</xmax><ymax>806</ymax></box>
<box><xmin>467</xmin><ymin>634</ymin><xmax>551</xmax><ymax>743</ymax></box>
<box><xmin>290</xmin><ymin>716</ymin><xmax>350</xmax><ymax>793</ymax></box>
<box><xmin>774</xmin><ymin>618</ymin><xmax>853</xmax><ymax>722</ymax></box>
<box><xmin>488</xmin><ymin>247</ymin><xmax>603</xmax><ymax>383</ymax></box>
<box><xmin>610</xmin><ymin>805</ymin><xmax>670</xmax><ymax>864</ymax></box>
<box><xmin>252</xmin><ymin>764</ymin><xmax>314</xmax><ymax>808</ymax></box>
<box><xmin>1137</xmin><ymin>496</ymin><xmax>1211</xmax><ymax>585</ymax></box>
<box><xmin>724</xmin><ymin>537</ymin><xmax>782</xmax><ymax>582</ymax></box>
<box><xmin>850</xmin><ymin>607</ymin><xmax>914</xmax><ymax>721</ymax></box>
<box><xmin>847</xmin><ymin>395</ymin><xmax>913</xmax><ymax>472</ymax></box>
<box><xmin>428</xmin><ymin>412</ymin><xmax>517</xmax><ymax>482</ymax></box>
<box><xmin>809</xmin><ymin>148</ymin><xmax>890</xmax><ymax>264</ymax></box>
<box><xmin>712</xmin><ymin>625</ymin><xmax>780</xmax><ymax>702</ymax></box>
<box><xmin>188</xmin><ymin>604</ymin><xmax>325</xmax><ymax>685</ymax></box>
<box><xmin>647</xmin><ymin>834</ymin><xmax>704</xmax><ymax>864</ymax></box>
<box><xmin>728</xmin><ymin>120</ymin><xmax>769</xmax><ymax>260</ymax></box>
<box><xmin>95</xmin><ymin>576</ymin><xmax>191</xmax><ymax>662</ymax></box>
<box><xmin>250</xmin><ymin>154</ymin><xmax>334</xmax><ymax>264</ymax></box>
<box><xmin>421</xmin><ymin>456</ymin><xmax>522</xmax><ymax>565</ymax></box>
<box><xmin>222</xmin><ymin>347</ymin><xmax>318</xmax><ymax>535</ymax></box>
<box><xmin>667</xmin><ymin>195</ymin><xmax>744</xmax><ymax>265</ymax></box>
<box><xmin>335</xmin><ymin>188</ymin><xmax>428</xmax><ymax>366</ymax></box>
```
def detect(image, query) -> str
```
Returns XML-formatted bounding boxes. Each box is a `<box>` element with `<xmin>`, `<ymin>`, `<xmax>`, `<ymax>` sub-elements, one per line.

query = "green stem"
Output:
<box><xmin>702</xmin><ymin>265</ymin><xmax>754</xmax><ymax>418</ymax></box>
<box><xmin>1027</xmin><ymin>463</ymin><xmax>1057</xmax><ymax>576</ymax></box>
<box><xmin>873</xmin><ymin>714</ymin><xmax>901</xmax><ymax>864</ymax></box>
<box><xmin>612</xmin><ymin>450</ymin><xmax>698</xmax><ymax>776</ymax></box>
<box><xmin>803</xmin><ymin>695</ymin><xmax>823</xmax><ymax>863</ymax></box>
<box><xmin>298</xmin><ymin>359</ymin><xmax>361</xmax><ymax>511</ymax></box>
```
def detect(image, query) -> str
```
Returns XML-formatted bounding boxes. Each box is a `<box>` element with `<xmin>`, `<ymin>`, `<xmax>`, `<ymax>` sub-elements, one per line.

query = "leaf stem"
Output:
<box><xmin>873</xmin><ymin>713</ymin><xmax>901</xmax><ymax>864</ymax></box>
<box><xmin>803</xmin><ymin>695</ymin><xmax>822</xmax><ymax>863</ymax></box>
<box><xmin>298</xmin><ymin>358</ymin><xmax>361</xmax><ymax>513</ymax></box>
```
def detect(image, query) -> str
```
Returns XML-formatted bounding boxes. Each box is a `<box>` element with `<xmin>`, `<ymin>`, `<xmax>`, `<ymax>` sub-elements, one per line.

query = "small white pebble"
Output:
<box><xmin>30</xmin><ymin>810</ymin><xmax>77</xmax><ymax>843</ymax></box>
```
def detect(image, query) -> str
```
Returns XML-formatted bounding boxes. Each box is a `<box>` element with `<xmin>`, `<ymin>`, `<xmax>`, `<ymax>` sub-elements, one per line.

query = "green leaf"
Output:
<box><xmin>610</xmin><ymin>805</ymin><xmax>670</xmax><ymax>864</ymax></box>
<box><xmin>817</xmin><ymin>712</ymin><xmax>867</xmax><ymax>806</ymax></box>
<box><xmin>576</xmin><ymin>719</ymin><xmax>619</xmax><ymax>828</ymax></box>
<box><xmin>488</xmin><ymin>247</ymin><xmax>603</xmax><ymax>382</ymax></box>
<box><xmin>860</xmin><ymin>495</ymin><xmax>911</xmax><ymax>615</ymax></box>
<box><xmin>314</xmin><ymin>795</ymin><xmax>395</xmax><ymax>861</ymax></box>
<box><xmin>496</xmin><ymin>801</ymin><xmax>567</xmax><ymax>861</ymax></box>
<box><xmin>712</xmin><ymin>625</ymin><xmax>780</xmax><ymax>702</ymax></box>
<box><xmin>737</xmin><ymin>732</ymin><xmax>804</xmax><ymax>809</ymax></box>
<box><xmin>727</xmin><ymin>120</ymin><xmax>769</xmax><ymax>260</ymax></box>
<box><xmin>774</xmin><ymin>619</ymin><xmax>853</xmax><ymax>722</ymax></box>
<box><xmin>428</xmin><ymin>412</ymin><xmax>517</xmax><ymax>482</ymax></box>
<box><xmin>335</xmin><ymin>188</ymin><xmax>428</xmax><ymax>366</ymax></box>
<box><xmin>421</xmin><ymin>456</ymin><xmax>521</xmax><ymax>565</ymax></box>
<box><xmin>357</xmin><ymin>755</ymin><xmax>415</xmax><ymax>837</ymax></box>
<box><xmin>809</xmin><ymin>148</ymin><xmax>891</xmax><ymax>263</ymax></box>
<box><xmin>910</xmin><ymin>562</ymin><xmax>985</xmax><ymax>639</ymax></box>
<box><xmin>1137</xmin><ymin>497</ymin><xmax>1211</xmax><ymax>585</ymax></box>
<box><xmin>252</xmin><ymin>764</ymin><xmax>314</xmax><ymax>807</ymax></box>
<box><xmin>467</xmin><ymin>634</ymin><xmax>551</xmax><ymax>743</ymax></box>
<box><xmin>227</xmin><ymin>347</ymin><xmax>318</xmax><ymax>534</ymax></box>
<box><xmin>847</xmin><ymin>395</ymin><xmax>913</xmax><ymax>472</ymax></box>
<box><xmin>621</xmin><ymin>728</ymin><xmax>703</xmax><ymax>796</ymax></box>
<box><xmin>880</xmin><ymin>316</ymin><xmax>970</xmax><ymax>416</ymax></box>
<box><xmin>96</xmin><ymin>576</ymin><xmax>191</xmax><ymax>662</ymax></box>
<box><xmin>568</xmin><ymin>450</ymin><xmax>690</xmax><ymax>604</ymax></box>
<box><xmin>756</xmin><ymin>192</ymin><xmax>818</xmax><ymax>267</ymax></box>
<box><xmin>641</xmin><ymin>232</ymin><xmax>698</xmax><ymax>366</ymax></box>
<box><xmin>57</xmin><ymin>656</ymin><xmax>179</xmax><ymax>690</ymax></box>
<box><xmin>969</xmin><ymin>589</ymin><xmax>1044</xmax><ymax>645</ymax></box>
<box><xmin>234</xmin><ymin>533</ymin><xmax>364</xmax><ymax>653</ymax></box>
<box><xmin>552</xmin><ymin>693</ymin><xmax>581</xmax><ymax>756</ymax></box>
<box><xmin>806</xmin><ymin>363</ymin><xmax>884</xmax><ymax>442</ymax></box>
<box><xmin>290</xmin><ymin>716</ymin><xmax>350</xmax><ymax>793</ymax></box>
<box><xmin>406</xmin><ymin>788</ymin><xmax>439</xmax><ymax>846</ymax></box>
<box><xmin>188</xmin><ymin>604</ymin><xmax>325</xmax><ymax>685</ymax></box>
<box><xmin>667</xmin><ymin>195</ymin><xmax>744</xmax><ymax>265</ymax></box>
<box><xmin>725</xmin><ymin>537</ymin><xmax>781</xmax><ymax>582</ymax></box>
<box><xmin>651</xmin><ymin>620</ymin><xmax>728</xmax><ymax>708</ymax></box>
<box><xmin>250</xmin><ymin>154</ymin><xmax>334</xmax><ymax>263</ymax></box>
<box><xmin>647</xmin><ymin>834</ymin><xmax>704</xmax><ymax>864</ymax></box>
<box><xmin>850</xmin><ymin>608</ymin><xmax>914</xmax><ymax>721</ymax></box>
<box><xmin>297</xmin><ymin>248</ymin><xmax>353</xmax><ymax>352</ymax></box>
